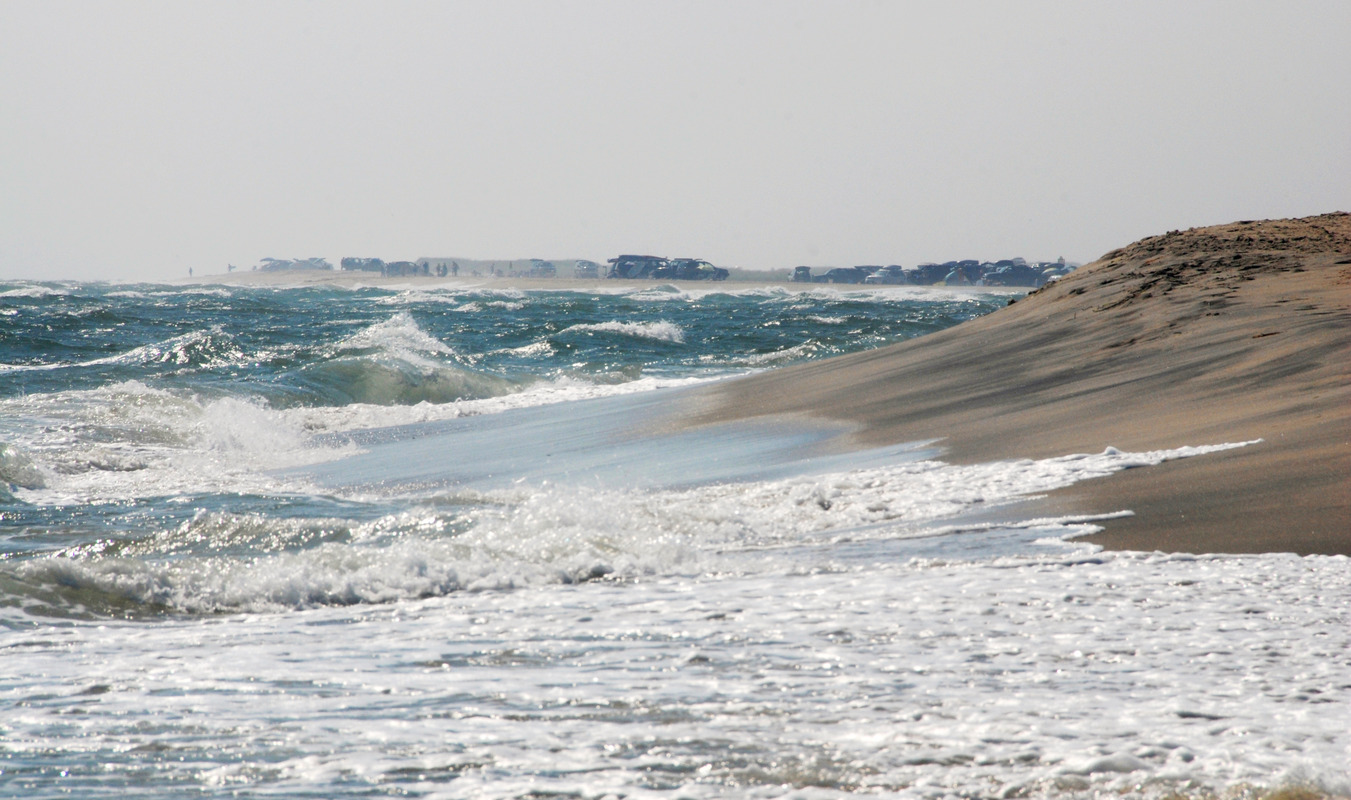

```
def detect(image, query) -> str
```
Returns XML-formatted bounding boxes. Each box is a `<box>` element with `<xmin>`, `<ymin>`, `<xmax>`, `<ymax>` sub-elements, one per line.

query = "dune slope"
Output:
<box><xmin>691</xmin><ymin>213</ymin><xmax>1351</xmax><ymax>554</ymax></box>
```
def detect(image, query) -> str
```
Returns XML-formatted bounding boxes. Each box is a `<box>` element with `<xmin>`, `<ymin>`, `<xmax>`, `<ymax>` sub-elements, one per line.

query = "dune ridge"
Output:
<box><xmin>691</xmin><ymin>213</ymin><xmax>1351</xmax><ymax>554</ymax></box>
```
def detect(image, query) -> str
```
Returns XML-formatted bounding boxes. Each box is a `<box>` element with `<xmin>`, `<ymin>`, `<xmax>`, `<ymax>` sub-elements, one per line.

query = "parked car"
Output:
<box><xmin>573</xmin><ymin>260</ymin><xmax>600</xmax><ymax>279</ymax></box>
<box><xmin>606</xmin><ymin>255</ymin><xmax>728</xmax><ymax>280</ymax></box>
<box><xmin>791</xmin><ymin>266</ymin><xmax>814</xmax><ymax>282</ymax></box>
<box><xmin>655</xmin><ymin>258</ymin><xmax>729</xmax><ymax>281</ymax></box>
<box><xmin>607</xmin><ymin>254</ymin><xmax>668</xmax><ymax>279</ymax></box>
<box><xmin>528</xmin><ymin>259</ymin><xmax>557</xmax><ymax>278</ymax></box>
<box><xmin>864</xmin><ymin>265</ymin><xmax>908</xmax><ymax>285</ymax></box>
<box><xmin>817</xmin><ymin>267</ymin><xmax>871</xmax><ymax>284</ymax></box>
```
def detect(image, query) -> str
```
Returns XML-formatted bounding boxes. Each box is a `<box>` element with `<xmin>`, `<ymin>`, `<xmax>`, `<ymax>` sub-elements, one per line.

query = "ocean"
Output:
<box><xmin>1</xmin><ymin>279</ymin><xmax>1346</xmax><ymax>799</ymax></box>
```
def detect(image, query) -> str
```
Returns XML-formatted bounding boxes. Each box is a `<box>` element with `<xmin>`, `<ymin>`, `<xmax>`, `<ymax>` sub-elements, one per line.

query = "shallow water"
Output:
<box><xmin>2</xmin><ymin>280</ymin><xmax>1347</xmax><ymax>798</ymax></box>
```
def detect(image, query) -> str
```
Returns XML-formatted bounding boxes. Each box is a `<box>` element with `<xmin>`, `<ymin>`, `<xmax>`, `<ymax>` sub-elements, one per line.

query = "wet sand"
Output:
<box><xmin>691</xmin><ymin>213</ymin><xmax>1351</xmax><ymax>555</ymax></box>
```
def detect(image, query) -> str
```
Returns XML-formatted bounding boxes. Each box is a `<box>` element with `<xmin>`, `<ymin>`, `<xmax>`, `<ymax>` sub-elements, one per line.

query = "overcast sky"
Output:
<box><xmin>3</xmin><ymin>1</ymin><xmax>1348</xmax><ymax>282</ymax></box>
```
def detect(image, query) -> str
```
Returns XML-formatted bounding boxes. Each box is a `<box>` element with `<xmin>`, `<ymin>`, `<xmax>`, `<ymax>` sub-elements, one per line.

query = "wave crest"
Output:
<box><xmin>122</xmin><ymin>327</ymin><xmax>246</xmax><ymax>368</ymax></box>
<box><xmin>0</xmin><ymin>443</ymin><xmax>46</xmax><ymax>490</ymax></box>
<box><xmin>333</xmin><ymin>312</ymin><xmax>454</xmax><ymax>358</ymax></box>
<box><xmin>297</xmin><ymin>358</ymin><xmax>518</xmax><ymax>406</ymax></box>
<box><xmin>559</xmin><ymin>320</ymin><xmax>685</xmax><ymax>343</ymax></box>
<box><xmin>287</xmin><ymin>312</ymin><xmax>520</xmax><ymax>406</ymax></box>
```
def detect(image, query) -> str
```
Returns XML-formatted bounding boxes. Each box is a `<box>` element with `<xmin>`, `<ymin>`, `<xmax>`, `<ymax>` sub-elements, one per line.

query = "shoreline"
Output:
<box><xmin>180</xmin><ymin>217</ymin><xmax>1351</xmax><ymax>555</ymax></box>
<box><xmin>685</xmin><ymin>213</ymin><xmax>1351</xmax><ymax>555</ymax></box>
<box><xmin>182</xmin><ymin>268</ymin><xmax>1021</xmax><ymax>297</ymax></box>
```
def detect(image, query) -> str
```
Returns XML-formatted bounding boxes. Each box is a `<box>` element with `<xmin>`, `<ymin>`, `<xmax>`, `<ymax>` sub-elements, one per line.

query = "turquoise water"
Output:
<box><xmin>2</xmin><ymin>279</ymin><xmax>1346</xmax><ymax>798</ymax></box>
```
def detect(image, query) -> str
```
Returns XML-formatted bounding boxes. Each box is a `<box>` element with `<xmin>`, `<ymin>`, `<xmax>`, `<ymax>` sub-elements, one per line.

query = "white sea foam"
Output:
<box><xmin>3</xmin><ymin>382</ymin><xmax>353</xmax><ymax>505</ymax></box>
<box><xmin>2</xmin><ymin>369</ymin><xmax>722</xmax><ymax>506</ymax></box>
<box><xmin>622</xmin><ymin>285</ymin><xmax>696</xmax><ymax>302</ymax></box>
<box><xmin>368</xmin><ymin>287</ymin><xmax>532</xmax><ymax>307</ymax></box>
<box><xmin>333</xmin><ymin>311</ymin><xmax>455</xmax><ymax>357</ymax></box>
<box><xmin>284</xmin><ymin>374</ymin><xmax>715</xmax><ymax>435</ymax></box>
<box><xmin>559</xmin><ymin>320</ymin><xmax>686</xmax><ymax>343</ymax></box>
<box><xmin>5</xmin><ymin>542</ymin><xmax>1345</xmax><ymax>798</ymax></box>
<box><xmin>165</xmin><ymin>287</ymin><xmax>232</xmax><ymax>298</ymax></box>
<box><xmin>372</xmin><ymin>290</ymin><xmax>450</xmax><ymax>306</ymax></box>
<box><xmin>6</xmin><ymin>432</ymin><xmax>1344</xmax><ymax>798</ymax></box>
<box><xmin>467</xmin><ymin>287</ymin><xmax>528</xmax><ymax>301</ymax></box>
<box><xmin>445</xmin><ymin>442</ymin><xmax>1261</xmax><ymax>561</ymax></box>
<box><xmin>0</xmin><ymin>442</ymin><xmax>46</xmax><ymax>490</ymax></box>
<box><xmin>495</xmin><ymin>340</ymin><xmax>555</xmax><ymax>359</ymax></box>
<box><xmin>0</xmin><ymin>285</ymin><xmax>71</xmax><ymax>298</ymax></box>
<box><xmin>16</xmin><ymin>441</ymin><xmax>1259</xmax><ymax>614</ymax></box>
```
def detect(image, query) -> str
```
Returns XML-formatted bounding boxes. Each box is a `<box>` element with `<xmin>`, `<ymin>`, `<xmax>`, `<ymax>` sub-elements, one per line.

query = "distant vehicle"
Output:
<box><xmin>573</xmin><ymin>260</ymin><xmax>600</xmax><ymax>279</ymax></box>
<box><xmin>977</xmin><ymin>258</ymin><xmax>1040</xmax><ymax>287</ymax></box>
<box><xmin>607</xmin><ymin>254</ymin><xmax>668</xmax><ymax>279</ymax></box>
<box><xmin>791</xmin><ymin>266</ymin><xmax>814</xmax><ymax>282</ymax></box>
<box><xmin>656</xmin><ymin>258</ymin><xmax>729</xmax><ymax>281</ymax></box>
<box><xmin>257</xmin><ymin>257</ymin><xmax>334</xmax><ymax>272</ymax></box>
<box><xmin>818</xmin><ymin>267</ymin><xmax>871</xmax><ymax>284</ymax></box>
<box><xmin>528</xmin><ymin>259</ymin><xmax>557</xmax><ymax>278</ymax></box>
<box><xmin>864</xmin><ymin>265</ymin><xmax>908</xmax><ymax>285</ymax></box>
<box><xmin>384</xmin><ymin>260</ymin><xmax>426</xmax><ymax>277</ymax></box>
<box><xmin>341</xmin><ymin>257</ymin><xmax>385</xmax><ymax>272</ymax></box>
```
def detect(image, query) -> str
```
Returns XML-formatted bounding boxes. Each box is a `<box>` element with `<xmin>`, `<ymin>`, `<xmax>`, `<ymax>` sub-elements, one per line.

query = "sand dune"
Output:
<box><xmin>692</xmin><ymin>213</ymin><xmax>1351</xmax><ymax>555</ymax></box>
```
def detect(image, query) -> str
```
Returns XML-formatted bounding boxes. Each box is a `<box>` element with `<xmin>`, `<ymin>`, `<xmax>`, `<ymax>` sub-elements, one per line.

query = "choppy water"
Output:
<box><xmin>1</xmin><ymin>279</ymin><xmax>1347</xmax><ymax>799</ymax></box>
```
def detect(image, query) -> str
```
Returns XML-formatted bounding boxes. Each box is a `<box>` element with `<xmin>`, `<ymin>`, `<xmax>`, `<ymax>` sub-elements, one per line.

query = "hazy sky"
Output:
<box><xmin>3</xmin><ymin>1</ymin><xmax>1348</xmax><ymax>281</ymax></box>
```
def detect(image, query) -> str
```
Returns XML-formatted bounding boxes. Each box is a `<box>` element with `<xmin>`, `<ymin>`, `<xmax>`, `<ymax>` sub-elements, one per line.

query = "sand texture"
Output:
<box><xmin>691</xmin><ymin>214</ymin><xmax>1351</xmax><ymax>555</ymax></box>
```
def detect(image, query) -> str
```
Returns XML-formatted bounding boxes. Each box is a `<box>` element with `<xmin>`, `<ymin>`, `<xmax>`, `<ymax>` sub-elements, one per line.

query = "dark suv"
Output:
<box><xmin>606</xmin><ymin>255</ymin><xmax>668</xmax><ymax>278</ymax></box>
<box><xmin>656</xmin><ymin>258</ymin><xmax>729</xmax><ymax>281</ymax></box>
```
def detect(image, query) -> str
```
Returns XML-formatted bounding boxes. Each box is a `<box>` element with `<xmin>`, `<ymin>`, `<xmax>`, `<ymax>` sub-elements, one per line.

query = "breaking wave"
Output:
<box><xmin>294</xmin><ymin>358</ymin><xmax>518</xmax><ymax>407</ymax></box>
<box><xmin>0</xmin><ymin>284</ymin><xmax>73</xmax><ymax>299</ymax></box>
<box><xmin>3</xmin><ymin>442</ymin><xmax>1256</xmax><ymax>616</ymax></box>
<box><xmin>0</xmin><ymin>442</ymin><xmax>46</xmax><ymax>491</ymax></box>
<box><xmin>0</xmin><ymin>328</ymin><xmax>247</xmax><ymax>373</ymax></box>
<box><xmin>1</xmin><ymin>382</ymin><xmax>354</xmax><ymax>505</ymax></box>
<box><xmin>330</xmin><ymin>311</ymin><xmax>455</xmax><ymax>358</ymax></box>
<box><xmin>559</xmin><ymin>320</ymin><xmax>685</xmax><ymax>343</ymax></box>
<box><xmin>292</xmin><ymin>313</ymin><xmax>519</xmax><ymax>406</ymax></box>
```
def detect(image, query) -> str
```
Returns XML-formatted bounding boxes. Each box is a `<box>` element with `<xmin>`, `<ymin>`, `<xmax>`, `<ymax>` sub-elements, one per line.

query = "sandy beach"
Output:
<box><xmin>692</xmin><ymin>213</ymin><xmax>1351</xmax><ymax>555</ymax></box>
